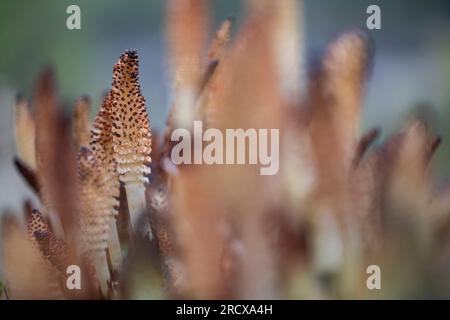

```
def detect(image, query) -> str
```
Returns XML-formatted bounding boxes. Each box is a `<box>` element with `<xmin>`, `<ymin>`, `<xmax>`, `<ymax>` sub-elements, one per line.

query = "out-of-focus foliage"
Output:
<box><xmin>1</xmin><ymin>0</ymin><xmax>450</xmax><ymax>300</ymax></box>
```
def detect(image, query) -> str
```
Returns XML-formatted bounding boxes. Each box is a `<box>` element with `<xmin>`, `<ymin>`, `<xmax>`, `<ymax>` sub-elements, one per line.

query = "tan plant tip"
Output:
<box><xmin>111</xmin><ymin>50</ymin><xmax>152</xmax><ymax>184</ymax></box>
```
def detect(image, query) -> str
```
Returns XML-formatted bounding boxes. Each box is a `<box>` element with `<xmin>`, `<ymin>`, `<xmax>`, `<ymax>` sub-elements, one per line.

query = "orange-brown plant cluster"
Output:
<box><xmin>2</xmin><ymin>0</ymin><xmax>450</xmax><ymax>299</ymax></box>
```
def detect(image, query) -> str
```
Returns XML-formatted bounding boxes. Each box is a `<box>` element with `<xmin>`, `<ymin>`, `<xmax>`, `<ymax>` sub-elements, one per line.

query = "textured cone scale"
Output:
<box><xmin>111</xmin><ymin>51</ymin><xmax>152</xmax><ymax>184</ymax></box>
<box><xmin>110</xmin><ymin>50</ymin><xmax>152</xmax><ymax>235</ymax></box>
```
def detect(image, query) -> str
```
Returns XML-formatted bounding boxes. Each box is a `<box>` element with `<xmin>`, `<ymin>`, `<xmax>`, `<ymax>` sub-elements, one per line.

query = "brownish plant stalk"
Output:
<box><xmin>110</xmin><ymin>50</ymin><xmax>152</xmax><ymax>237</ymax></box>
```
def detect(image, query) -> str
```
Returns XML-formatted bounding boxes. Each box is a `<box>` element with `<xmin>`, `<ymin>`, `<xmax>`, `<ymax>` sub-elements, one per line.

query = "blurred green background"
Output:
<box><xmin>0</xmin><ymin>0</ymin><xmax>450</xmax><ymax>208</ymax></box>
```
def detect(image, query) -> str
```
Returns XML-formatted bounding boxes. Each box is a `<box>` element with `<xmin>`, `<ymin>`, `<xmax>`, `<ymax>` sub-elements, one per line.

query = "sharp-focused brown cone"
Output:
<box><xmin>110</xmin><ymin>50</ymin><xmax>152</xmax><ymax>235</ymax></box>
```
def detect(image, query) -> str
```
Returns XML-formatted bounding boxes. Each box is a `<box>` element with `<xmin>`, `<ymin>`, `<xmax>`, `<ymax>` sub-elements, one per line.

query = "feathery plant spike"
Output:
<box><xmin>110</xmin><ymin>50</ymin><xmax>152</xmax><ymax>236</ymax></box>
<box><xmin>77</xmin><ymin>147</ymin><xmax>112</xmax><ymax>297</ymax></box>
<box><xmin>90</xmin><ymin>92</ymin><xmax>122</xmax><ymax>271</ymax></box>
<box><xmin>14</xmin><ymin>95</ymin><xmax>37</xmax><ymax>171</ymax></box>
<box><xmin>73</xmin><ymin>96</ymin><xmax>92</xmax><ymax>151</ymax></box>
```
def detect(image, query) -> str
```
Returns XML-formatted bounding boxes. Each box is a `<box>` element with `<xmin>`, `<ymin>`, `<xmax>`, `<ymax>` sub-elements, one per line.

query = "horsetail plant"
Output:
<box><xmin>77</xmin><ymin>147</ymin><xmax>112</xmax><ymax>297</ymax></box>
<box><xmin>110</xmin><ymin>50</ymin><xmax>152</xmax><ymax>238</ymax></box>
<box><xmin>90</xmin><ymin>92</ymin><xmax>122</xmax><ymax>273</ymax></box>
<box><xmin>3</xmin><ymin>0</ymin><xmax>450</xmax><ymax>300</ymax></box>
